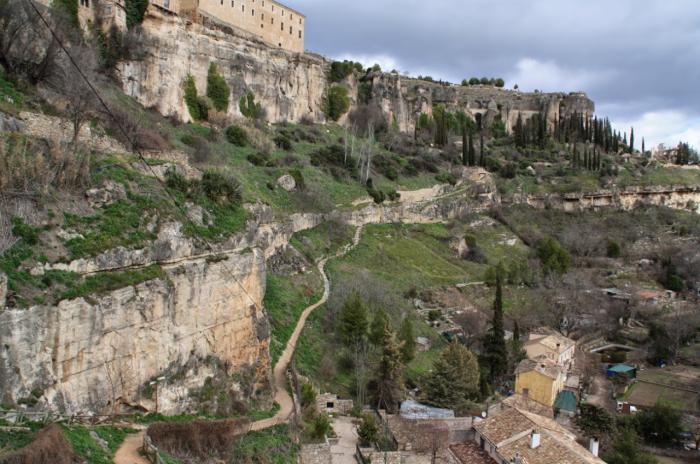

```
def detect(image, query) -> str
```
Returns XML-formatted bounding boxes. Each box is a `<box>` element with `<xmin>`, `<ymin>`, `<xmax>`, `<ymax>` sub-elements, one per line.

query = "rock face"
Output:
<box><xmin>119</xmin><ymin>9</ymin><xmax>328</xmax><ymax>124</ymax></box>
<box><xmin>0</xmin><ymin>248</ymin><xmax>270</xmax><ymax>415</ymax></box>
<box><xmin>120</xmin><ymin>8</ymin><xmax>594</xmax><ymax>133</ymax></box>
<box><xmin>276</xmin><ymin>174</ymin><xmax>296</xmax><ymax>192</ymax></box>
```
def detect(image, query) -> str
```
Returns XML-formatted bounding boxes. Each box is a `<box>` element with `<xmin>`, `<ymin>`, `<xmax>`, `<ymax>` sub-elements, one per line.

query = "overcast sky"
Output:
<box><xmin>292</xmin><ymin>0</ymin><xmax>700</xmax><ymax>149</ymax></box>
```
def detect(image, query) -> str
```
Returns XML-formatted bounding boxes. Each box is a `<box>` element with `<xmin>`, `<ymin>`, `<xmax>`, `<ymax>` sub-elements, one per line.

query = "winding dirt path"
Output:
<box><xmin>251</xmin><ymin>225</ymin><xmax>363</xmax><ymax>431</ymax></box>
<box><xmin>113</xmin><ymin>429</ymin><xmax>148</xmax><ymax>464</ymax></box>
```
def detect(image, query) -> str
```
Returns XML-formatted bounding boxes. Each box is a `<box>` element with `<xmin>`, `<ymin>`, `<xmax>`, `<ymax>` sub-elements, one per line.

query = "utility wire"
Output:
<box><xmin>24</xmin><ymin>0</ymin><xmax>264</xmax><ymax>314</ymax></box>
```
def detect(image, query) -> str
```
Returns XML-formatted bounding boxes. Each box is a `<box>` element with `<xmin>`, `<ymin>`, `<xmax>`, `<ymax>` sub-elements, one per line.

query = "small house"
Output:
<box><xmin>514</xmin><ymin>357</ymin><xmax>566</xmax><ymax>407</ymax></box>
<box><xmin>523</xmin><ymin>333</ymin><xmax>576</xmax><ymax>370</ymax></box>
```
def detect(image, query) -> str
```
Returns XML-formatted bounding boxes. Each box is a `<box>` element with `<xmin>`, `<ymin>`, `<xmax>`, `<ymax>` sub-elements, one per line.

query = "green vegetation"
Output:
<box><xmin>206</xmin><ymin>63</ymin><xmax>230</xmax><ymax>112</ymax></box>
<box><xmin>125</xmin><ymin>0</ymin><xmax>148</xmax><ymax>29</ymax></box>
<box><xmin>184</xmin><ymin>75</ymin><xmax>208</xmax><ymax>121</ymax></box>
<box><xmin>231</xmin><ymin>424</ymin><xmax>298</xmax><ymax>464</ymax></box>
<box><xmin>53</xmin><ymin>0</ymin><xmax>79</xmax><ymax>27</ymax></box>
<box><xmin>536</xmin><ymin>237</ymin><xmax>571</xmax><ymax>275</ymax></box>
<box><xmin>0</xmin><ymin>421</ymin><xmax>43</xmax><ymax>451</ymax></box>
<box><xmin>239</xmin><ymin>91</ymin><xmax>263</xmax><ymax>120</ymax></box>
<box><xmin>62</xmin><ymin>426</ymin><xmax>136</xmax><ymax>464</ymax></box>
<box><xmin>290</xmin><ymin>222</ymin><xmax>356</xmax><ymax>262</ymax></box>
<box><xmin>225</xmin><ymin>125</ymin><xmax>249</xmax><ymax>146</ymax></box>
<box><xmin>0</xmin><ymin>70</ymin><xmax>25</xmax><ymax>112</ymax></box>
<box><xmin>328</xmin><ymin>60</ymin><xmax>363</xmax><ymax>83</ymax></box>
<box><xmin>59</xmin><ymin>265</ymin><xmax>164</xmax><ymax>302</ymax></box>
<box><xmin>264</xmin><ymin>269</ymin><xmax>323</xmax><ymax>365</ymax></box>
<box><xmin>324</xmin><ymin>85</ymin><xmax>350</xmax><ymax>121</ymax></box>
<box><xmin>422</xmin><ymin>340</ymin><xmax>480</xmax><ymax>414</ymax></box>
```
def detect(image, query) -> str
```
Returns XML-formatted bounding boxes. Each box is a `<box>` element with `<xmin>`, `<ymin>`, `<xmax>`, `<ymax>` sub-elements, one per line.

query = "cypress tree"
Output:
<box><xmin>462</xmin><ymin>126</ymin><xmax>468</xmax><ymax>166</ymax></box>
<box><xmin>483</xmin><ymin>265</ymin><xmax>508</xmax><ymax>382</ymax></box>
<box><xmin>629</xmin><ymin>127</ymin><xmax>635</xmax><ymax>153</ymax></box>
<box><xmin>338</xmin><ymin>291</ymin><xmax>368</xmax><ymax>348</ymax></box>
<box><xmin>399</xmin><ymin>318</ymin><xmax>416</xmax><ymax>363</ymax></box>
<box><xmin>479</xmin><ymin>132</ymin><xmax>485</xmax><ymax>167</ymax></box>
<box><xmin>369</xmin><ymin>309</ymin><xmax>390</xmax><ymax>347</ymax></box>
<box><xmin>468</xmin><ymin>131</ymin><xmax>476</xmax><ymax>166</ymax></box>
<box><xmin>642</xmin><ymin>138</ymin><xmax>646</xmax><ymax>155</ymax></box>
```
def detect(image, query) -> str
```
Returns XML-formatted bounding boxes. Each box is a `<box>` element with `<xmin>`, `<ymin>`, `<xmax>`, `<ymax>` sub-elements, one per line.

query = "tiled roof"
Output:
<box><xmin>449</xmin><ymin>442</ymin><xmax>492</xmax><ymax>464</ymax></box>
<box><xmin>475</xmin><ymin>407</ymin><xmax>605</xmax><ymax>464</ymax></box>
<box><xmin>515</xmin><ymin>356</ymin><xmax>563</xmax><ymax>380</ymax></box>
<box><xmin>525</xmin><ymin>333</ymin><xmax>576</xmax><ymax>353</ymax></box>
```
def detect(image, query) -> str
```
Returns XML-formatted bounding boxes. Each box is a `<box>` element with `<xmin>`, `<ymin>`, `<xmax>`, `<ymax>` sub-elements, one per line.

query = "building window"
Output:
<box><xmin>299</xmin><ymin>18</ymin><xmax>301</xmax><ymax>25</ymax></box>
<box><xmin>261</xmin><ymin>13</ymin><xmax>264</xmax><ymax>20</ymax></box>
<box><xmin>298</xmin><ymin>30</ymin><xmax>301</xmax><ymax>38</ymax></box>
<box><xmin>271</xmin><ymin>18</ymin><xmax>274</xmax><ymax>24</ymax></box>
<box><xmin>251</xmin><ymin>8</ymin><xmax>254</xmax><ymax>15</ymax></box>
<box><xmin>281</xmin><ymin>22</ymin><xmax>284</xmax><ymax>31</ymax></box>
<box><xmin>242</xmin><ymin>4</ymin><xmax>244</xmax><ymax>11</ymax></box>
<box><xmin>231</xmin><ymin>0</ymin><xmax>234</xmax><ymax>6</ymax></box>
<box><xmin>289</xmin><ymin>26</ymin><xmax>292</xmax><ymax>34</ymax></box>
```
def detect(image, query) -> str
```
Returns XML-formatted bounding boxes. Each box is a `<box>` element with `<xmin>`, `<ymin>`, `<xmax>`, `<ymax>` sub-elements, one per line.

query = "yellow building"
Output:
<box><xmin>151</xmin><ymin>0</ymin><xmax>305</xmax><ymax>53</ymax></box>
<box><xmin>514</xmin><ymin>356</ymin><xmax>566</xmax><ymax>407</ymax></box>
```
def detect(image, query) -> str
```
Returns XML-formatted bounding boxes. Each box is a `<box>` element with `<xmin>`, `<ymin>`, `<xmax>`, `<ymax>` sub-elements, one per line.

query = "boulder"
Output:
<box><xmin>0</xmin><ymin>112</ymin><xmax>24</xmax><ymax>132</ymax></box>
<box><xmin>277</xmin><ymin>174</ymin><xmax>296</xmax><ymax>192</ymax></box>
<box><xmin>0</xmin><ymin>272</ymin><xmax>6</xmax><ymax>308</ymax></box>
<box><xmin>85</xmin><ymin>180</ymin><xmax>127</xmax><ymax>208</ymax></box>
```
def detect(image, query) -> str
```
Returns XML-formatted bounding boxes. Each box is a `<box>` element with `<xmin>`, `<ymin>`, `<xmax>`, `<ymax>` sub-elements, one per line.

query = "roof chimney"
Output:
<box><xmin>530</xmin><ymin>430</ymin><xmax>541</xmax><ymax>449</ymax></box>
<box><xmin>512</xmin><ymin>452</ymin><xmax>523</xmax><ymax>464</ymax></box>
<box><xmin>589</xmin><ymin>437</ymin><xmax>600</xmax><ymax>457</ymax></box>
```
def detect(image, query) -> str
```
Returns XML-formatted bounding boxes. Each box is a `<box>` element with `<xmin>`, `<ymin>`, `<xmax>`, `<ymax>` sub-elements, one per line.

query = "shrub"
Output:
<box><xmin>239</xmin><ymin>92</ymin><xmax>263</xmax><ymax>120</ymax></box>
<box><xmin>191</xmin><ymin>138</ymin><xmax>213</xmax><ymax>164</ymax></box>
<box><xmin>206</xmin><ymin>63</ymin><xmax>230</xmax><ymax>112</ymax></box>
<box><xmin>606</xmin><ymin>240</ymin><xmax>621</xmax><ymax>258</ymax></box>
<box><xmin>537</xmin><ymin>237</ymin><xmax>571</xmax><ymax>275</ymax></box>
<box><xmin>200</xmin><ymin>171</ymin><xmax>242</xmax><ymax>205</ymax></box>
<box><xmin>184</xmin><ymin>75</ymin><xmax>208</xmax><ymax>121</ymax></box>
<box><xmin>324</xmin><ymin>85</ymin><xmax>350</xmax><ymax>121</ymax></box>
<box><xmin>148</xmin><ymin>419</ymin><xmax>249</xmax><ymax>459</ymax></box>
<box><xmin>367</xmin><ymin>188</ymin><xmax>386</xmax><ymax>204</ymax></box>
<box><xmin>328</xmin><ymin>60</ymin><xmax>362</xmax><ymax>83</ymax></box>
<box><xmin>499</xmin><ymin>162</ymin><xmax>517</xmax><ymax>179</ymax></box>
<box><xmin>53</xmin><ymin>0</ymin><xmax>79</xmax><ymax>28</ymax></box>
<box><xmin>305</xmin><ymin>414</ymin><xmax>332</xmax><ymax>441</ymax></box>
<box><xmin>125</xmin><ymin>0</ymin><xmax>148</xmax><ymax>29</ymax></box>
<box><xmin>10</xmin><ymin>218</ymin><xmax>39</xmax><ymax>246</ymax></box>
<box><xmin>484</xmin><ymin>157</ymin><xmax>502</xmax><ymax>173</ymax></box>
<box><xmin>386</xmin><ymin>190</ymin><xmax>400</xmax><ymax>201</ymax></box>
<box><xmin>435</xmin><ymin>172</ymin><xmax>457</xmax><ymax>186</ymax></box>
<box><xmin>164</xmin><ymin>167</ymin><xmax>189</xmax><ymax>194</ymax></box>
<box><xmin>246</xmin><ymin>152</ymin><xmax>271</xmax><ymax>167</ymax></box>
<box><xmin>300</xmin><ymin>383</ymin><xmax>316</xmax><ymax>408</ymax></box>
<box><xmin>274</xmin><ymin>134</ymin><xmax>293</xmax><ymax>151</ymax></box>
<box><xmin>225</xmin><ymin>125</ymin><xmax>248</xmax><ymax>146</ymax></box>
<box><xmin>289</xmin><ymin>169</ymin><xmax>306</xmax><ymax>191</ymax></box>
<box><xmin>357</xmin><ymin>414</ymin><xmax>378</xmax><ymax>447</ymax></box>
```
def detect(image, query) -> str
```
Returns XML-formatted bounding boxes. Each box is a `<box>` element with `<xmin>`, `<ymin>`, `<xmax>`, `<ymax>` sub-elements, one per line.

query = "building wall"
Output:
<box><xmin>515</xmin><ymin>370</ymin><xmax>564</xmax><ymax>407</ymax></box>
<box><xmin>524</xmin><ymin>344</ymin><xmax>574</xmax><ymax>368</ymax></box>
<box><xmin>195</xmin><ymin>0</ymin><xmax>304</xmax><ymax>52</ymax></box>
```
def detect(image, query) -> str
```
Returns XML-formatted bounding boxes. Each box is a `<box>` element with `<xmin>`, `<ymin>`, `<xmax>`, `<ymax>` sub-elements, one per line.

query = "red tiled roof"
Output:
<box><xmin>449</xmin><ymin>442</ymin><xmax>492</xmax><ymax>464</ymax></box>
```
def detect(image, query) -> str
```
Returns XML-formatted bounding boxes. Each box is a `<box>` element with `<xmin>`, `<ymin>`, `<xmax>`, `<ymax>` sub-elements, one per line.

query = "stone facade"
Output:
<box><xmin>150</xmin><ymin>0</ymin><xmax>305</xmax><ymax>53</ymax></box>
<box><xmin>317</xmin><ymin>393</ymin><xmax>354</xmax><ymax>416</ymax></box>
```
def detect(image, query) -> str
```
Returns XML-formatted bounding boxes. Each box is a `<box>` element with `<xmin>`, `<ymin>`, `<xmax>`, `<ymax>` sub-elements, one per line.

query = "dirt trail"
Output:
<box><xmin>252</xmin><ymin>225</ymin><xmax>363</xmax><ymax>431</ymax></box>
<box><xmin>113</xmin><ymin>430</ymin><xmax>149</xmax><ymax>464</ymax></box>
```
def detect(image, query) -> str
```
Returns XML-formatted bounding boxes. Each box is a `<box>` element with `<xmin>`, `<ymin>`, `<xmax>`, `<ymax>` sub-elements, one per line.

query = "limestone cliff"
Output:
<box><xmin>0</xmin><ymin>246</ymin><xmax>270</xmax><ymax>415</ymax></box>
<box><xmin>119</xmin><ymin>7</ymin><xmax>593</xmax><ymax>132</ymax></box>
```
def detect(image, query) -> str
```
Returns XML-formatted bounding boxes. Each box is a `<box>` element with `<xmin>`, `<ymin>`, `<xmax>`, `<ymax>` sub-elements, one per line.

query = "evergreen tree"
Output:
<box><xmin>604</xmin><ymin>429</ymin><xmax>658</xmax><ymax>464</ymax></box>
<box><xmin>462</xmin><ymin>126</ymin><xmax>468</xmax><ymax>166</ymax></box>
<box><xmin>338</xmin><ymin>291</ymin><xmax>369</xmax><ymax>348</ymax></box>
<box><xmin>468</xmin><ymin>131</ymin><xmax>476</xmax><ymax>166</ymax></box>
<box><xmin>642</xmin><ymin>138</ymin><xmax>646</xmax><ymax>155</ymax></box>
<box><xmin>206</xmin><ymin>63</ymin><xmax>230</xmax><ymax>112</ymax></box>
<box><xmin>422</xmin><ymin>340</ymin><xmax>480</xmax><ymax>413</ymax></box>
<box><xmin>482</xmin><ymin>265</ymin><xmax>508</xmax><ymax>382</ymax></box>
<box><xmin>479</xmin><ymin>132</ymin><xmax>485</xmax><ymax>167</ymax></box>
<box><xmin>369</xmin><ymin>309</ymin><xmax>390</xmax><ymax>347</ymax></box>
<box><xmin>399</xmin><ymin>318</ymin><xmax>416</xmax><ymax>363</ymax></box>
<box><xmin>375</xmin><ymin>325</ymin><xmax>405</xmax><ymax>413</ymax></box>
<box><xmin>514</xmin><ymin>113</ymin><xmax>525</xmax><ymax>148</ymax></box>
<box><xmin>629</xmin><ymin>127</ymin><xmax>635</xmax><ymax>153</ymax></box>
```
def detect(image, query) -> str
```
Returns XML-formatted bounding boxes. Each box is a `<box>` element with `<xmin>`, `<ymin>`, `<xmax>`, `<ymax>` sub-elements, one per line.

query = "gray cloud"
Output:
<box><xmin>290</xmin><ymin>0</ymin><xmax>700</xmax><ymax>147</ymax></box>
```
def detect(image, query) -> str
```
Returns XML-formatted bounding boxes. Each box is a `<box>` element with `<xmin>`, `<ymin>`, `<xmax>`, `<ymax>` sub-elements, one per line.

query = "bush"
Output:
<box><xmin>125</xmin><ymin>0</ymin><xmax>148</xmax><ymax>29</ymax></box>
<box><xmin>606</xmin><ymin>240</ymin><xmax>621</xmax><ymax>258</ymax></box>
<box><xmin>484</xmin><ymin>157</ymin><xmax>502</xmax><ymax>173</ymax></box>
<box><xmin>305</xmin><ymin>414</ymin><xmax>332</xmax><ymax>441</ymax></box>
<box><xmin>328</xmin><ymin>60</ymin><xmax>362</xmax><ymax>83</ymax></box>
<box><xmin>239</xmin><ymin>92</ymin><xmax>263</xmax><ymax>120</ymax></box>
<box><xmin>206</xmin><ymin>63</ymin><xmax>230</xmax><ymax>112</ymax></box>
<box><xmin>386</xmin><ymin>190</ymin><xmax>400</xmax><ymax>201</ymax></box>
<box><xmin>200</xmin><ymin>171</ymin><xmax>242</xmax><ymax>205</ymax></box>
<box><xmin>148</xmin><ymin>420</ymin><xmax>249</xmax><ymax>459</ymax></box>
<box><xmin>225</xmin><ymin>125</ymin><xmax>248</xmax><ymax>146</ymax></box>
<box><xmin>191</xmin><ymin>138</ymin><xmax>213</xmax><ymax>164</ymax></box>
<box><xmin>274</xmin><ymin>134</ymin><xmax>293</xmax><ymax>151</ymax></box>
<box><xmin>324</xmin><ymin>85</ymin><xmax>350</xmax><ymax>121</ymax></box>
<box><xmin>499</xmin><ymin>162</ymin><xmax>517</xmax><ymax>179</ymax></box>
<box><xmin>184</xmin><ymin>75</ymin><xmax>208</xmax><ymax>121</ymax></box>
<box><xmin>290</xmin><ymin>169</ymin><xmax>306</xmax><ymax>191</ymax></box>
<box><xmin>246</xmin><ymin>152</ymin><xmax>271</xmax><ymax>167</ymax></box>
<box><xmin>11</xmin><ymin>217</ymin><xmax>39</xmax><ymax>246</ymax></box>
<box><xmin>357</xmin><ymin>414</ymin><xmax>378</xmax><ymax>447</ymax></box>
<box><xmin>537</xmin><ymin>237</ymin><xmax>571</xmax><ymax>275</ymax></box>
<box><xmin>300</xmin><ymin>383</ymin><xmax>316</xmax><ymax>408</ymax></box>
<box><xmin>435</xmin><ymin>172</ymin><xmax>457</xmax><ymax>186</ymax></box>
<box><xmin>164</xmin><ymin>167</ymin><xmax>189</xmax><ymax>194</ymax></box>
<box><xmin>367</xmin><ymin>187</ymin><xmax>386</xmax><ymax>204</ymax></box>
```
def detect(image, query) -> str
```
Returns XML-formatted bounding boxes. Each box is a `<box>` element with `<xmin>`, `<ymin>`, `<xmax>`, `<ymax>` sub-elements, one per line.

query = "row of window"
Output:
<box><xmin>222</xmin><ymin>0</ymin><xmax>303</xmax><ymax>25</ymax></box>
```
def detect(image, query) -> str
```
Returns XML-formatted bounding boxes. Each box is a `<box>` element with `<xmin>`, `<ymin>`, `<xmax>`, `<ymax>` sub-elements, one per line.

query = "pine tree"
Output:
<box><xmin>375</xmin><ymin>325</ymin><xmax>404</xmax><ymax>413</ymax></box>
<box><xmin>338</xmin><ymin>291</ymin><xmax>369</xmax><ymax>348</ymax></box>
<box><xmin>483</xmin><ymin>265</ymin><xmax>508</xmax><ymax>382</ymax></box>
<box><xmin>399</xmin><ymin>318</ymin><xmax>416</xmax><ymax>363</ymax></box>
<box><xmin>422</xmin><ymin>340</ymin><xmax>480</xmax><ymax>413</ymax></box>
<box><xmin>369</xmin><ymin>309</ymin><xmax>390</xmax><ymax>347</ymax></box>
<box><xmin>468</xmin><ymin>131</ymin><xmax>476</xmax><ymax>166</ymax></box>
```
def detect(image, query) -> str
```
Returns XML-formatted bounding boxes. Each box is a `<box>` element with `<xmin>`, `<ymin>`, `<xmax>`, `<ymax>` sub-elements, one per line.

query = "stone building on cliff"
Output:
<box><xmin>150</xmin><ymin>0</ymin><xmax>305</xmax><ymax>52</ymax></box>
